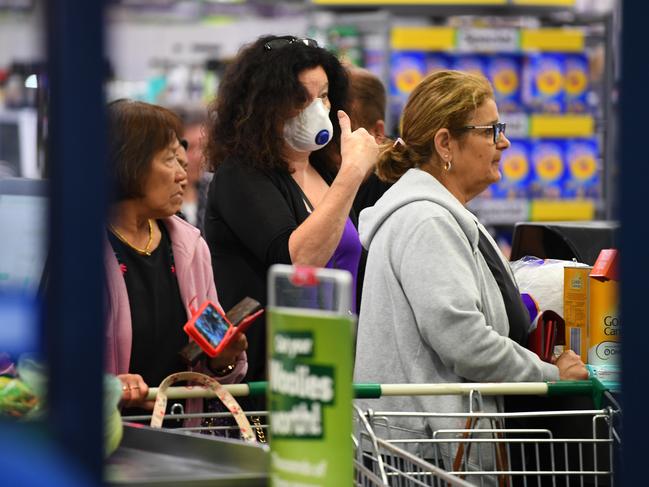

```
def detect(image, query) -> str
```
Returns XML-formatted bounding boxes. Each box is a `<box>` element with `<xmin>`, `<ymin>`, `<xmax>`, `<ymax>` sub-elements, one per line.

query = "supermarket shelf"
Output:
<box><xmin>313</xmin><ymin>0</ymin><xmax>508</xmax><ymax>4</ymax></box>
<box><xmin>313</xmin><ymin>0</ymin><xmax>573</xmax><ymax>5</ymax></box>
<box><xmin>390</xmin><ymin>26</ymin><xmax>584</xmax><ymax>52</ymax></box>
<box><xmin>468</xmin><ymin>198</ymin><xmax>596</xmax><ymax>224</ymax></box>
<box><xmin>391</xmin><ymin>27</ymin><xmax>455</xmax><ymax>51</ymax></box>
<box><xmin>311</xmin><ymin>0</ymin><xmax>576</xmax><ymax>16</ymax></box>
<box><xmin>520</xmin><ymin>28</ymin><xmax>584</xmax><ymax>51</ymax></box>
<box><xmin>530</xmin><ymin>198</ymin><xmax>595</xmax><ymax>221</ymax></box>
<box><xmin>513</xmin><ymin>0</ymin><xmax>574</xmax><ymax>6</ymax></box>
<box><xmin>529</xmin><ymin>114</ymin><xmax>594</xmax><ymax>137</ymax></box>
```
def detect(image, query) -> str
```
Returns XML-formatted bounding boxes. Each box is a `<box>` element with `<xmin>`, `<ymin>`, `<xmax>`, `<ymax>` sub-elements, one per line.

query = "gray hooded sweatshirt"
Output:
<box><xmin>354</xmin><ymin>168</ymin><xmax>558</xmax><ymax>473</ymax></box>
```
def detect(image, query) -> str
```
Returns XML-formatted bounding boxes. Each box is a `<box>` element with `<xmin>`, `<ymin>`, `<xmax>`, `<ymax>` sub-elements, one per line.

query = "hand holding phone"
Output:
<box><xmin>183</xmin><ymin>299</ymin><xmax>263</xmax><ymax>358</ymax></box>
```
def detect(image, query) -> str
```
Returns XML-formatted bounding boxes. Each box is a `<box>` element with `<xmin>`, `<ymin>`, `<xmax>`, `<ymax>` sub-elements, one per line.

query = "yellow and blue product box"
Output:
<box><xmin>522</xmin><ymin>53</ymin><xmax>565</xmax><ymax>113</ymax></box>
<box><xmin>490</xmin><ymin>139</ymin><xmax>532</xmax><ymax>198</ymax></box>
<box><xmin>425</xmin><ymin>52</ymin><xmax>451</xmax><ymax>76</ymax></box>
<box><xmin>451</xmin><ymin>54</ymin><xmax>488</xmax><ymax>79</ymax></box>
<box><xmin>529</xmin><ymin>139</ymin><xmax>566</xmax><ymax>198</ymax></box>
<box><xmin>563</xmin><ymin>138</ymin><xmax>600</xmax><ymax>199</ymax></box>
<box><xmin>390</xmin><ymin>51</ymin><xmax>426</xmax><ymax>97</ymax></box>
<box><xmin>563</xmin><ymin>265</ymin><xmax>592</xmax><ymax>361</ymax></box>
<box><xmin>563</xmin><ymin>54</ymin><xmax>590</xmax><ymax>113</ymax></box>
<box><xmin>486</xmin><ymin>54</ymin><xmax>523</xmax><ymax>113</ymax></box>
<box><xmin>588</xmin><ymin>249</ymin><xmax>620</xmax><ymax>366</ymax></box>
<box><xmin>364</xmin><ymin>49</ymin><xmax>386</xmax><ymax>80</ymax></box>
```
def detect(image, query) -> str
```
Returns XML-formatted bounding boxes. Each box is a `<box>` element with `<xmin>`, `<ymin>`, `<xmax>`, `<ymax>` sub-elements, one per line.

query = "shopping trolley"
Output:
<box><xmin>356</xmin><ymin>380</ymin><xmax>621</xmax><ymax>487</ymax></box>
<box><xmin>116</xmin><ymin>387</ymin><xmax>470</xmax><ymax>486</ymax></box>
<box><xmin>113</xmin><ymin>378</ymin><xmax>619</xmax><ymax>486</ymax></box>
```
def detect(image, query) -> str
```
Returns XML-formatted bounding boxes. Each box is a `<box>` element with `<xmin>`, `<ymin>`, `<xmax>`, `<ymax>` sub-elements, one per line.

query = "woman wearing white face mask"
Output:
<box><xmin>204</xmin><ymin>35</ymin><xmax>379</xmax><ymax>382</ymax></box>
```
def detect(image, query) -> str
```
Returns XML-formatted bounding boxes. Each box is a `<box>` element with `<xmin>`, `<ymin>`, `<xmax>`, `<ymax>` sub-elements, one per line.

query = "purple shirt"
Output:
<box><xmin>326</xmin><ymin>217</ymin><xmax>362</xmax><ymax>312</ymax></box>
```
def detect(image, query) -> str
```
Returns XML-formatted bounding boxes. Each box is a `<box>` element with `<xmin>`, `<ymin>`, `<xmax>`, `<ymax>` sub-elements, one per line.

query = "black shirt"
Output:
<box><xmin>353</xmin><ymin>173</ymin><xmax>393</xmax><ymax>311</ymax></box>
<box><xmin>107</xmin><ymin>221</ymin><xmax>188</xmax><ymax>388</ymax></box>
<box><xmin>205</xmin><ymin>157</ymin><xmax>361</xmax><ymax>381</ymax></box>
<box><xmin>352</xmin><ymin>173</ymin><xmax>393</xmax><ymax>218</ymax></box>
<box><xmin>477</xmin><ymin>228</ymin><xmax>530</xmax><ymax>346</ymax></box>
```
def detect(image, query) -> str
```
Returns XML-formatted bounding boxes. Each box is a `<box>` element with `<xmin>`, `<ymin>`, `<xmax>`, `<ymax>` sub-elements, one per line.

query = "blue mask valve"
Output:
<box><xmin>315</xmin><ymin>129</ymin><xmax>330</xmax><ymax>146</ymax></box>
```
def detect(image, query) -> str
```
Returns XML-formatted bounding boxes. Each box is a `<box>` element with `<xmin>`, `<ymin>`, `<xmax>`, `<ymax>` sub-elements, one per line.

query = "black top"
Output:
<box><xmin>352</xmin><ymin>173</ymin><xmax>392</xmax><ymax>307</ymax></box>
<box><xmin>352</xmin><ymin>173</ymin><xmax>393</xmax><ymax>218</ymax></box>
<box><xmin>477</xmin><ymin>229</ymin><xmax>530</xmax><ymax>346</ymax></box>
<box><xmin>107</xmin><ymin>221</ymin><xmax>188</xmax><ymax>388</ymax></box>
<box><xmin>204</xmin><ymin>156</ymin><xmax>360</xmax><ymax>381</ymax></box>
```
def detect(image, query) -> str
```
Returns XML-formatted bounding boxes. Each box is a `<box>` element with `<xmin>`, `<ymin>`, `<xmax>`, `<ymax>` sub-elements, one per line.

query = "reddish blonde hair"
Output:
<box><xmin>376</xmin><ymin>70</ymin><xmax>493</xmax><ymax>183</ymax></box>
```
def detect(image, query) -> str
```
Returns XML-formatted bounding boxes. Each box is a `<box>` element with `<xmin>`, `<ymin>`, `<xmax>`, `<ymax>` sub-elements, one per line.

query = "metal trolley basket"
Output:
<box><xmin>354</xmin><ymin>380</ymin><xmax>621</xmax><ymax>487</ymax></box>
<box><xmin>117</xmin><ymin>392</ymin><xmax>470</xmax><ymax>486</ymax></box>
<box><xmin>114</xmin><ymin>378</ymin><xmax>618</xmax><ymax>486</ymax></box>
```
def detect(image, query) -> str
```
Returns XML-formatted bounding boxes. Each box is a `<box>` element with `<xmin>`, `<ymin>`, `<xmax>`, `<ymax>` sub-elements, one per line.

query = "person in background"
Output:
<box><xmin>343</xmin><ymin>66</ymin><xmax>393</xmax><ymax>309</ymax></box>
<box><xmin>345</xmin><ymin>66</ymin><xmax>394</xmax><ymax>217</ymax></box>
<box><xmin>105</xmin><ymin>99</ymin><xmax>247</xmax><ymax>417</ymax></box>
<box><xmin>354</xmin><ymin>71</ymin><xmax>587</xmax><ymax>472</ymax></box>
<box><xmin>204</xmin><ymin>35</ymin><xmax>379</xmax><ymax>382</ymax></box>
<box><xmin>174</xmin><ymin>111</ymin><xmax>212</xmax><ymax>235</ymax></box>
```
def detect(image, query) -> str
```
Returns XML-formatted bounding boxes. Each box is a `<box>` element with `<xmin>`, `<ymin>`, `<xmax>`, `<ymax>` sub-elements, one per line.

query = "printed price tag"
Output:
<box><xmin>457</xmin><ymin>28</ymin><xmax>519</xmax><ymax>53</ymax></box>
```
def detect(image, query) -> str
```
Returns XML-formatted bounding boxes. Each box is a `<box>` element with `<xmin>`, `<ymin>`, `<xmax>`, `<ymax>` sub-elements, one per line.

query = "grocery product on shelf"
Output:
<box><xmin>490</xmin><ymin>139</ymin><xmax>532</xmax><ymax>199</ymax></box>
<box><xmin>564</xmin><ymin>53</ymin><xmax>590</xmax><ymax>113</ymax></box>
<box><xmin>486</xmin><ymin>54</ymin><xmax>523</xmax><ymax>113</ymax></box>
<box><xmin>522</xmin><ymin>53</ymin><xmax>565</xmax><ymax>114</ymax></box>
<box><xmin>529</xmin><ymin>139</ymin><xmax>566</xmax><ymax>199</ymax></box>
<box><xmin>564</xmin><ymin>138</ymin><xmax>600</xmax><ymax>198</ymax></box>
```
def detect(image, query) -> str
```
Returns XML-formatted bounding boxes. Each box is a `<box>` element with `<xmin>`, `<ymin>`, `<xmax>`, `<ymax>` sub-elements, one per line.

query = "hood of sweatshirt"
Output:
<box><xmin>358</xmin><ymin>168</ymin><xmax>480</xmax><ymax>252</ymax></box>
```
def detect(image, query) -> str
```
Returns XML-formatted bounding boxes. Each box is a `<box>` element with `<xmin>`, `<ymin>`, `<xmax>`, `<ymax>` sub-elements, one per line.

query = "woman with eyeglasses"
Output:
<box><xmin>353</xmin><ymin>71</ymin><xmax>587</xmax><ymax>473</ymax></box>
<box><xmin>203</xmin><ymin>35</ymin><xmax>379</xmax><ymax>382</ymax></box>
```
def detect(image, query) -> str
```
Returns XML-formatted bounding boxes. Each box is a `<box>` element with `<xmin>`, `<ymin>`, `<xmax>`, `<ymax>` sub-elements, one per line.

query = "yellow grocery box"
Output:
<box><xmin>563</xmin><ymin>265</ymin><xmax>592</xmax><ymax>360</ymax></box>
<box><xmin>588</xmin><ymin>249</ymin><xmax>620</xmax><ymax>365</ymax></box>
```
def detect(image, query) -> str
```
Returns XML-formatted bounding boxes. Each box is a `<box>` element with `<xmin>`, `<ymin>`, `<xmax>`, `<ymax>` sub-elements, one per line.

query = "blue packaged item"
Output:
<box><xmin>451</xmin><ymin>54</ymin><xmax>487</xmax><ymax>79</ymax></box>
<box><xmin>425</xmin><ymin>52</ymin><xmax>451</xmax><ymax>76</ymax></box>
<box><xmin>563</xmin><ymin>138</ymin><xmax>600</xmax><ymax>199</ymax></box>
<box><xmin>529</xmin><ymin>140</ymin><xmax>566</xmax><ymax>198</ymax></box>
<box><xmin>390</xmin><ymin>51</ymin><xmax>426</xmax><ymax>97</ymax></box>
<box><xmin>486</xmin><ymin>54</ymin><xmax>522</xmax><ymax>113</ymax></box>
<box><xmin>564</xmin><ymin>54</ymin><xmax>590</xmax><ymax>113</ymax></box>
<box><xmin>491</xmin><ymin>139</ymin><xmax>532</xmax><ymax>198</ymax></box>
<box><xmin>363</xmin><ymin>49</ymin><xmax>385</xmax><ymax>79</ymax></box>
<box><xmin>522</xmin><ymin>54</ymin><xmax>565</xmax><ymax>113</ymax></box>
<box><xmin>388</xmin><ymin>97</ymin><xmax>406</xmax><ymax>134</ymax></box>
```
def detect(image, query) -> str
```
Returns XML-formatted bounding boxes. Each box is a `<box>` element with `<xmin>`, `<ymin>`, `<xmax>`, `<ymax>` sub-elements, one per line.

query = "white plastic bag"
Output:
<box><xmin>511</xmin><ymin>256</ymin><xmax>590</xmax><ymax>328</ymax></box>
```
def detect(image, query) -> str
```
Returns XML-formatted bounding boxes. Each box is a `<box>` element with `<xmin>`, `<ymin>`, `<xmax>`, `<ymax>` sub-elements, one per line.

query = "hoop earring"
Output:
<box><xmin>445</xmin><ymin>160</ymin><xmax>452</xmax><ymax>172</ymax></box>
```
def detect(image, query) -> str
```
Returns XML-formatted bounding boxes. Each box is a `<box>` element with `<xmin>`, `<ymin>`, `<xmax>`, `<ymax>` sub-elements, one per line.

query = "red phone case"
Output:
<box><xmin>183</xmin><ymin>301</ymin><xmax>235</xmax><ymax>358</ymax></box>
<box><xmin>184</xmin><ymin>302</ymin><xmax>265</xmax><ymax>358</ymax></box>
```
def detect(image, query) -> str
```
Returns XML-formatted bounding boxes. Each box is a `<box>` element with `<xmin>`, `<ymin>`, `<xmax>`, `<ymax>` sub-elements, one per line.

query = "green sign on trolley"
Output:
<box><xmin>267</xmin><ymin>265</ymin><xmax>355</xmax><ymax>486</ymax></box>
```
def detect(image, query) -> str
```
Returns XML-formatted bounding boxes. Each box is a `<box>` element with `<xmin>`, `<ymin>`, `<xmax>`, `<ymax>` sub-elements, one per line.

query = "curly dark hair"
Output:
<box><xmin>205</xmin><ymin>35</ymin><xmax>349</xmax><ymax>174</ymax></box>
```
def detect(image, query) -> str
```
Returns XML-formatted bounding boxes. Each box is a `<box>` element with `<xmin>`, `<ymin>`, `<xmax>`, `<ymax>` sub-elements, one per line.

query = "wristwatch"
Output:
<box><xmin>210</xmin><ymin>362</ymin><xmax>236</xmax><ymax>377</ymax></box>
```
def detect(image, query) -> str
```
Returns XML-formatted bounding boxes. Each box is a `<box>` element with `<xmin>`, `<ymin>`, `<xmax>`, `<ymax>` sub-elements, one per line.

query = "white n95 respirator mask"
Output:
<box><xmin>283</xmin><ymin>98</ymin><xmax>333</xmax><ymax>153</ymax></box>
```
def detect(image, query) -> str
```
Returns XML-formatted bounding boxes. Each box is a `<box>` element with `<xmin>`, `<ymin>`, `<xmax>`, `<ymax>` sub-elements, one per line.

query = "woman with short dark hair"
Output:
<box><xmin>204</xmin><ymin>36</ymin><xmax>379</xmax><ymax>381</ymax></box>
<box><xmin>105</xmin><ymin>99</ymin><xmax>247</xmax><ymax>415</ymax></box>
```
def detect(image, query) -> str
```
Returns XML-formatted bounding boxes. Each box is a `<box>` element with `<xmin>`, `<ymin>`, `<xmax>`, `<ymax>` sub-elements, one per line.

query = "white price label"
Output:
<box><xmin>502</xmin><ymin>113</ymin><xmax>528</xmax><ymax>138</ymax></box>
<box><xmin>467</xmin><ymin>198</ymin><xmax>529</xmax><ymax>225</ymax></box>
<box><xmin>457</xmin><ymin>28</ymin><xmax>519</xmax><ymax>53</ymax></box>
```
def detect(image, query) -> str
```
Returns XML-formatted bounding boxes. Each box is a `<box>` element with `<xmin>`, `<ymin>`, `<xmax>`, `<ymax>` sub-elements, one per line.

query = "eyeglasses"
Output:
<box><xmin>264</xmin><ymin>36</ymin><xmax>319</xmax><ymax>51</ymax></box>
<box><xmin>462</xmin><ymin>122</ymin><xmax>507</xmax><ymax>144</ymax></box>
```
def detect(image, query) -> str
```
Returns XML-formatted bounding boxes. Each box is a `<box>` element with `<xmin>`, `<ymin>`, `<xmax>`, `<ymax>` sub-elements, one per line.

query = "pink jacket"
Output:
<box><xmin>104</xmin><ymin>216</ymin><xmax>247</xmax><ymax>417</ymax></box>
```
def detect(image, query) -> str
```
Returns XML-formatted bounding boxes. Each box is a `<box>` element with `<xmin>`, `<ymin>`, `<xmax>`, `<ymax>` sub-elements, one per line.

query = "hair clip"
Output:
<box><xmin>392</xmin><ymin>137</ymin><xmax>405</xmax><ymax>148</ymax></box>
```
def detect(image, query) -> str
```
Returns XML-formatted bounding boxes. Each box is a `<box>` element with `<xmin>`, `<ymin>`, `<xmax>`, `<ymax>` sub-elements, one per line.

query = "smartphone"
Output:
<box><xmin>184</xmin><ymin>300</ymin><xmax>263</xmax><ymax>357</ymax></box>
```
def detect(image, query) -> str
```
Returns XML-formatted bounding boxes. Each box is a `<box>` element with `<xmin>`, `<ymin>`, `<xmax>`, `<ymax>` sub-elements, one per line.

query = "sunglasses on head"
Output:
<box><xmin>462</xmin><ymin>122</ymin><xmax>507</xmax><ymax>144</ymax></box>
<box><xmin>264</xmin><ymin>36</ymin><xmax>319</xmax><ymax>51</ymax></box>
